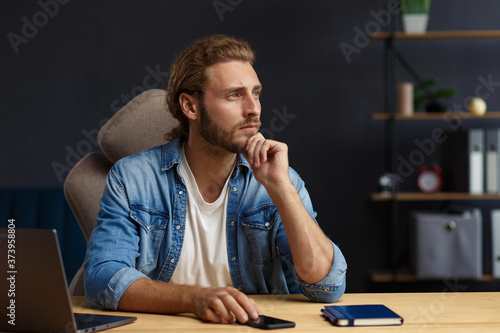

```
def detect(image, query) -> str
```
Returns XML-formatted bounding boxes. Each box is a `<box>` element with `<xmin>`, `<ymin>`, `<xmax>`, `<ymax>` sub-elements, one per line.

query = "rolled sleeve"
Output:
<box><xmin>296</xmin><ymin>242</ymin><xmax>347</xmax><ymax>303</ymax></box>
<box><xmin>103</xmin><ymin>267</ymin><xmax>147</xmax><ymax>310</ymax></box>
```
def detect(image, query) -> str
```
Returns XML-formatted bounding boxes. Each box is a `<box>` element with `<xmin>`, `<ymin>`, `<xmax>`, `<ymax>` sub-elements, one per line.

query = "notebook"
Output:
<box><xmin>0</xmin><ymin>228</ymin><xmax>136</xmax><ymax>333</ymax></box>
<box><xmin>321</xmin><ymin>304</ymin><xmax>403</xmax><ymax>327</ymax></box>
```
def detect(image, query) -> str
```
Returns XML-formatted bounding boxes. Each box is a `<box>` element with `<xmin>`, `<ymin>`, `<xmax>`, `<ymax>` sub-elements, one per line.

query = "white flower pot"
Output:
<box><xmin>402</xmin><ymin>14</ymin><xmax>429</xmax><ymax>33</ymax></box>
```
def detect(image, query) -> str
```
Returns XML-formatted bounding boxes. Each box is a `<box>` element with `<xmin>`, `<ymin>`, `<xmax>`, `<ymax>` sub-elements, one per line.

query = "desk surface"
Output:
<box><xmin>72</xmin><ymin>292</ymin><xmax>500</xmax><ymax>332</ymax></box>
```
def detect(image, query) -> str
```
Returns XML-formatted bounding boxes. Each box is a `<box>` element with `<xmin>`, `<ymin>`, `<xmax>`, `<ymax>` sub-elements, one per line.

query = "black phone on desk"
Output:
<box><xmin>240</xmin><ymin>315</ymin><xmax>295</xmax><ymax>329</ymax></box>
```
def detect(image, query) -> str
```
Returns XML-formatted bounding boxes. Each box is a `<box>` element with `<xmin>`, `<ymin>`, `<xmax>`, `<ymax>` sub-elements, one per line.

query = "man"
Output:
<box><xmin>84</xmin><ymin>34</ymin><xmax>346</xmax><ymax>324</ymax></box>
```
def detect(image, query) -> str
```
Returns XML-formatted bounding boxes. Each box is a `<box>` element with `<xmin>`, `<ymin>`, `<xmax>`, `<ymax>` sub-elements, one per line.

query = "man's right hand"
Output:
<box><xmin>118</xmin><ymin>278</ymin><xmax>260</xmax><ymax>324</ymax></box>
<box><xmin>191</xmin><ymin>286</ymin><xmax>260</xmax><ymax>323</ymax></box>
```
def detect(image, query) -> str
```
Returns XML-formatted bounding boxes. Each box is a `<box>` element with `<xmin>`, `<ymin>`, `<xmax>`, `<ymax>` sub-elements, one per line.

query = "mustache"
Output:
<box><xmin>237</xmin><ymin>119</ymin><xmax>261</xmax><ymax>128</ymax></box>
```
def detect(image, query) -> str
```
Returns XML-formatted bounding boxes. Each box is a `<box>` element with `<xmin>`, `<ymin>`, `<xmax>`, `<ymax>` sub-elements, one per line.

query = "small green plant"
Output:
<box><xmin>399</xmin><ymin>0</ymin><xmax>432</xmax><ymax>14</ymax></box>
<box><xmin>414</xmin><ymin>77</ymin><xmax>458</xmax><ymax>112</ymax></box>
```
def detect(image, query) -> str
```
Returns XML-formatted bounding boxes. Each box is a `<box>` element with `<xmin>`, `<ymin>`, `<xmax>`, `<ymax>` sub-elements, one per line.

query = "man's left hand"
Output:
<box><xmin>243</xmin><ymin>133</ymin><xmax>290</xmax><ymax>189</ymax></box>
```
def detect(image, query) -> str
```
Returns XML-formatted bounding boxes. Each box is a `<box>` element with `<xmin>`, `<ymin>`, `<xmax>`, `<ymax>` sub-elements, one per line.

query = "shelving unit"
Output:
<box><xmin>372</xmin><ymin>192</ymin><xmax>500</xmax><ymax>202</ymax></box>
<box><xmin>371</xmin><ymin>270</ymin><xmax>494</xmax><ymax>283</ymax></box>
<box><xmin>370</xmin><ymin>28</ymin><xmax>500</xmax><ymax>285</ymax></box>
<box><xmin>371</xmin><ymin>111</ymin><xmax>500</xmax><ymax>120</ymax></box>
<box><xmin>371</xmin><ymin>30</ymin><xmax>500</xmax><ymax>40</ymax></box>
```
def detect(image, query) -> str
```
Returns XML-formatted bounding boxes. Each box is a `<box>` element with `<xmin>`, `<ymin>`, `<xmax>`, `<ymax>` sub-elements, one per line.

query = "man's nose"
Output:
<box><xmin>244</xmin><ymin>94</ymin><xmax>260</xmax><ymax>118</ymax></box>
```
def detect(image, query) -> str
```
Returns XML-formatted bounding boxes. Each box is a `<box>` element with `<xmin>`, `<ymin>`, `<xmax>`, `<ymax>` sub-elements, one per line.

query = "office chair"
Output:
<box><xmin>63</xmin><ymin>89</ymin><xmax>178</xmax><ymax>295</ymax></box>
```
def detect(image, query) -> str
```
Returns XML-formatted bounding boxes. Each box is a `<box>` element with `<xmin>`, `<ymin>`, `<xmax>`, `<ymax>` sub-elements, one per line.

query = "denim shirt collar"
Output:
<box><xmin>160</xmin><ymin>138</ymin><xmax>251</xmax><ymax>180</ymax></box>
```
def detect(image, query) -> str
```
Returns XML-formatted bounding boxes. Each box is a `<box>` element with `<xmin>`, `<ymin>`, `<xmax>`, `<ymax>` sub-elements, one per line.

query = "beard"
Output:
<box><xmin>199</xmin><ymin>100</ymin><xmax>261</xmax><ymax>154</ymax></box>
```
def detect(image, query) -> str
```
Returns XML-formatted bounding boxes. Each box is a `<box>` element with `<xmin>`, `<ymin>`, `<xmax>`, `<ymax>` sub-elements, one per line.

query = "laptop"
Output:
<box><xmin>0</xmin><ymin>228</ymin><xmax>136</xmax><ymax>333</ymax></box>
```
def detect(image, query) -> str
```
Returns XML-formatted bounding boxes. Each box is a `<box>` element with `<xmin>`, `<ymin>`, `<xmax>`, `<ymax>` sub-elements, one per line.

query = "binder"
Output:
<box><xmin>469</xmin><ymin>129</ymin><xmax>484</xmax><ymax>194</ymax></box>
<box><xmin>486</xmin><ymin>129</ymin><xmax>499</xmax><ymax>193</ymax></box>
<box><xmin>492</xmin><ymin>210</ymin><xmax>500</xmax><ymax>278</ymax></box>
<box><xmin>442</xmin><ymin>129</ymin><xmax>484</xmax><ymax>193</ymax></box>
<box><xmin>442</xmin><ymin>132</ymin><xmax>468</xmax><ymax>192</ymax></box>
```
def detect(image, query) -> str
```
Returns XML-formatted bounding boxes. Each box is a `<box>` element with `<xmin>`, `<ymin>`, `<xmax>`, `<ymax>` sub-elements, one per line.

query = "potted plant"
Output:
<box><xmin>413</xmin><ymin>77</ymin><xmax>458</xmax><ymax>112</ymax></box>
<box><xmin>399</xmin><ymin>0</ymin><xmax>432</xmax><ymax>33</ymax></box>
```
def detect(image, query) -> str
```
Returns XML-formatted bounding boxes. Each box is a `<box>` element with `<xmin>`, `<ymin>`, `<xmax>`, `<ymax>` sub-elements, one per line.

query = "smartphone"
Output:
<box><xmin>241</xmin><ymin>315</ymin><xmax>295</xmax><ymax>329</ymax></box>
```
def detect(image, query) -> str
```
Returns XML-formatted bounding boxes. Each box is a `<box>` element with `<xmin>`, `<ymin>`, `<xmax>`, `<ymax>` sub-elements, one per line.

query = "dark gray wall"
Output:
<box><xmin>2</xmin><ymin>0</ymin><xmax>500</xmax><ymax>292</ymax></box>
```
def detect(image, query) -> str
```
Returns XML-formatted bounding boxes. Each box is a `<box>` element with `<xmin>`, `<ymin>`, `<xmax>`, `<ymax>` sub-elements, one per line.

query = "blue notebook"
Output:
<box><xmin>321</xmin><ymin>304</ymin><xmax>403</xmax><ymax>327</ymax></box>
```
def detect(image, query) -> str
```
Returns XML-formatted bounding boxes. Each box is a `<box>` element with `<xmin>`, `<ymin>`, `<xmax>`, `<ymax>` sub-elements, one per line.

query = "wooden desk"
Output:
<box><xmin>72</xmin><ymin>292</ymin><xmax>500</xmax><ymax>332</ymax></box>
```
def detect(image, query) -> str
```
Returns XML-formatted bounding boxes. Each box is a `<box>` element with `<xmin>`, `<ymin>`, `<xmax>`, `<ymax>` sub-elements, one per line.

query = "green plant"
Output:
<box><xmin>399</xmin><ymin>0</ymin><xmax>432</xmax><ymax>14</ymax></box>
<box><xmin>414</xmin><ymin>77</ymin><xmax>458</xmax><ymax>112</ymax></box>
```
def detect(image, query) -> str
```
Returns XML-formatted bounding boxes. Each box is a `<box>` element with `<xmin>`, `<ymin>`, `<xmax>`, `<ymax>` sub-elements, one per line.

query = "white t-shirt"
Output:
<box><xmin>169</xmin><ymin>146</ymin><xmax>233</xmax><ymax>287</ymax></box>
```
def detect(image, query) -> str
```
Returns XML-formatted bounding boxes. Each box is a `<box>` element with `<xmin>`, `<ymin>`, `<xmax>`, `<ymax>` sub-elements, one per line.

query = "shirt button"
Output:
<box><xmin>170</xmin><ymin>258</ymin><xmax>175</xmax><ymax>263</ymax></box>
<box><xmin>230</xmin><ymin>221</ymin><xmax>235</xmax><ymax>227</ymax></box>
<box><xmin>232</xmin><ymin>187</ymin><xmax>237</xmax><ymax>192</ymax></box>
<box><xmin>265</xmin><ymin>222</ymin><xmax>270</xmax><ymax>227</ymax></box>
<box><xmin>176</xmin><ymin>225</ymin><xmax>181</xmax><ymax>230</ymax></box>
<box><xmin>231</xmin><ymin>257</ymin><xmax>236</xmax><ymax>262</ymax></box>
<box><xmin>179</xmin><ymin>190</ymin><xmax>184</xmax><ymax>195</ymax></box>
<box><xmin>324</xmin><ymin>287</ymin><xmax>330</xmax><ymax>292</ymax></box>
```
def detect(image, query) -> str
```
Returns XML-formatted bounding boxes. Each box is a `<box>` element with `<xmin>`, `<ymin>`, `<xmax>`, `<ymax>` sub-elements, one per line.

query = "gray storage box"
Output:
<box><xmin>411</xmin><ymin>209</ymin><xmax>482</xmax><ymax>279</ymax></box>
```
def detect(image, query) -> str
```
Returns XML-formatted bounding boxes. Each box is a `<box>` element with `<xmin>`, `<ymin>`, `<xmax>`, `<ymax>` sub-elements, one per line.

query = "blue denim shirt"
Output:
<box><xmin>84</xmin><ymin>139</ymin><xmax>346</xmax><ymax>310</ymax></box>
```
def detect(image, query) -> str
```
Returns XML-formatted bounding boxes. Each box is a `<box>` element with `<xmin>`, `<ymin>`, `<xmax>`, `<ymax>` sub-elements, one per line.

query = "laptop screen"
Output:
<box><xmin>0</xmin><ymin>228</ymin><xmax>135</xmax><ymax>333</ymax></box>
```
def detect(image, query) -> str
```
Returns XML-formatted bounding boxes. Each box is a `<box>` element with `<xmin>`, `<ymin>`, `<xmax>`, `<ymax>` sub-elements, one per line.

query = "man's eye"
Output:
<box><xmin>229</xmin><ymin>93</ymin><xmax>238</xmax><ymax>98</ymax></box>
<box><xmin>253</xmin><ymin>91</ymin><xmax>261</xmax><ymax>98</ymax></box>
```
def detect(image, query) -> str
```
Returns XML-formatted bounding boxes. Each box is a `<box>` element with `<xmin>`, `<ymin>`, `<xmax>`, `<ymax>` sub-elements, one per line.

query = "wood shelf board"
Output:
<box><xmin>370</xmin><ymin>270</ymin><xmax>495</xmax><ymax>283</ymax></box>
<box><xmin>371</xmin><ymin>111</ymin><xmax>500</xmax><ymax>120</ymax></box>
<box><xmin>371</xmin><ymin>192</ymin><xmax>500</xmax><ymax>201</ymax></box>
<box><xmin>370</xmin><ymin>30</ymin><xmax>500</xmax><ymax>40</ymax></box>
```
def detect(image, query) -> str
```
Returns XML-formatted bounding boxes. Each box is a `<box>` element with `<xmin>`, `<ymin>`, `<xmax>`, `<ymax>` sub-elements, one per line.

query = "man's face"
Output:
<box><xmin>198</xmin><ymin>60</ymin><xmax>262</xmax><ymax>154</ymax></box>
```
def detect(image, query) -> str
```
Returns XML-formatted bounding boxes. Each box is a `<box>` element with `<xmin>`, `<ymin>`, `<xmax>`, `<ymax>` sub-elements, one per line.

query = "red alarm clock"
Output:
<box><xmin>417</xmin><ymin>165</ymin><xmax>442</xmax><ymax>193</ymax></box>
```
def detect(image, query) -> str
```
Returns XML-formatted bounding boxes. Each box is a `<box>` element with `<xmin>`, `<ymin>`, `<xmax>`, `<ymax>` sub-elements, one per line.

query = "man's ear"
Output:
<box><xmin>179</xmin><ymin>92</ymin><xmax>199</xmax><ymax>120</ymax></box>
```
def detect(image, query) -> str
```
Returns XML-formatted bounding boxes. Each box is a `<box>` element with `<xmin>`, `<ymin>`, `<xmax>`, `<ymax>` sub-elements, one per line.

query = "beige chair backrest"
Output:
<box><xmin>63</xmin><ymin>89</ymin><xmax>178</xmax><ymax>295</ymax></box>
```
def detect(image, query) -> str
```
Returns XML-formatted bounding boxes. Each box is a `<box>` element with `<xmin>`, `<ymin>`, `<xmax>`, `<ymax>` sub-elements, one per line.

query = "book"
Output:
<box><xmin>486</xmin><ymin>129</ymin><xmax>500</xmax><ymax>193</ymax></box>
<box><xmin>469</xmin><ymin>128</ymin><xmax>485</xmax><ymax>194</ymax></box>
<box><xmin>321</xmin><ymin>304</ymin><xmax>403</xmax><ymax>327</ymax></box>
<box><xmin>442</xmin><ymin>131</ymin><xmax>469</xmax><ymax>192</ymax></box>
<box><xmin>492</xmin><ymin>210</ymin><xmax>500</xmax><ymax>278</ymax></box>
<box><xmin>442</xmin><ymin>129</ymin><xmax>485</xmax><ymax>194</ymax></box>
